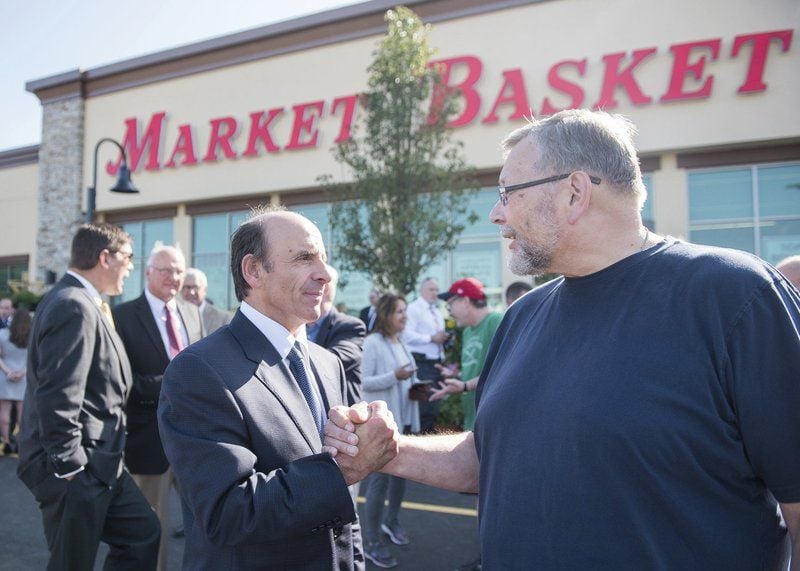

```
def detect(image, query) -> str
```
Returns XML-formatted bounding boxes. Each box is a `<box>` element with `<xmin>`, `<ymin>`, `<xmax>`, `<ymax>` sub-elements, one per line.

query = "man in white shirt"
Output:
<box><xmin>403</xmin><ymin>277</ymin><xmax>449</xmax><ymax>433</ymax></box>
<box><xmin>112</xmin><ymin>244</ymin><xmax>203</xmax><ymax>571</ymax></box>
<box><xmin>158</xmin><ymin>207</ymin><xmax>398</xmax><ymax>569</ymax></box>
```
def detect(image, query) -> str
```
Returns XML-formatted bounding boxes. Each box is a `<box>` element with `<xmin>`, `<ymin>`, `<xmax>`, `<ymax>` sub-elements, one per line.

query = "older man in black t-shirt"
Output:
<box><xmin>324</xmin><ymin>109</ymin><xmax>800</xmax><ymax>570</ymax></box>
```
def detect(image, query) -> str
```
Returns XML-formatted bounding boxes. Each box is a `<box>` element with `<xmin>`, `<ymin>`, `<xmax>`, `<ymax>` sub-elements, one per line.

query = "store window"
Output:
<box><xmin>286</xmin><ymin>188</ymin><xmax>505</xmax><ymax>312</ymax></box>
<box><xmin>192</xmin><ymin>211</ymin><xmax>248</xmax><ymax>310</ymax></box>
<box><xmin>0</xmin><ymin>256</ymin><xmax>27</xmax><ymax>296</ymax></box>
<box><xmin>688</xmin><ymin>162</ymin><xmax>800</xmax><ymax>265</ymax></box>
<box><xmin>118</xmin><ymin>219</ymin><xmax>173</xmax><ymax>303</ymax></box>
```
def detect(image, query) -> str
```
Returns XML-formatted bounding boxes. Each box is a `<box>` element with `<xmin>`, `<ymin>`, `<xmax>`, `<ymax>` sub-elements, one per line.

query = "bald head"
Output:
<box><xmin>777</xmin><ymin>255</ymin><xmax>800</xmax><ymax>289</ymax></box>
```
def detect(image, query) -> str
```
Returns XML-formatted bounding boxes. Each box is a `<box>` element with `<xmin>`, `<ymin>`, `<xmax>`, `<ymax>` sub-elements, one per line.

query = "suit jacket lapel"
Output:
<box><xmin>176</xmin><ymin>299</ymin><xmax>203</xmax><ymax>344</ymax></box>
<box><xmin>61</xmin><ymin>275</ymin><xmax>133</xmax><ymax>391</ymax></box>
<box><xmin>229</xmin><ymin>311</ymin><xmax>321</xmax><ymax>452</ymax></box>
<box><xmin>315</xmin><ymin>311</ymin><xmax>334</xmax><ymax>346</ymax></box>
<box><xmin>308</xmin><ymin>348</ymin><xmax>338</xmax><ymax>412</ymax></box>
<box><xmin>133</xmin><ymin>294</ymin><xmax>169</xmax><ymax>363</ymax></box>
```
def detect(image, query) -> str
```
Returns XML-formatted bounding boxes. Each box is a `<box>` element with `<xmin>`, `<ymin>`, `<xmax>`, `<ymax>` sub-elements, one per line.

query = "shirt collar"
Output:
<box><xmin>144</xmin><ymin>287</ymin><xmax>177</xmax><ymax>314</ymax></box>
<box><xmin>239</xmin><ymin>301</ymin><xmax>308</xmax><ymax>360</ymax></box>
<box><xmin>66</xmin><ymin>270</ymin><xmax>102</xmax><ymax>304</ymax></box>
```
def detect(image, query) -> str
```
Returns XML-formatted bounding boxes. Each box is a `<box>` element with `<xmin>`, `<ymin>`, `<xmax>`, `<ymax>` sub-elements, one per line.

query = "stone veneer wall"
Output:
<box><xmin>36</xmin><ymin>96</ymin><xmax>84</xmax><ymax>280</ymax></box>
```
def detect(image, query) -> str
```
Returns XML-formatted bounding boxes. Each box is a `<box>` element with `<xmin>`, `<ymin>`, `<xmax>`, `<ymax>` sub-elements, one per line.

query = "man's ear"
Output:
<box><xmin>566</xmin><ymin>172</ymin><xmax>594</xmax><ymax>225</ymax></box>
<box><xmin>98</xmin><ymin>249</ymin><xmax>112</xmax><ymax>270</ymax></box>
<box><xmin>241</xmin><ymin>254</ymin><xmax>263</xmax><ymax>289</ymax></box>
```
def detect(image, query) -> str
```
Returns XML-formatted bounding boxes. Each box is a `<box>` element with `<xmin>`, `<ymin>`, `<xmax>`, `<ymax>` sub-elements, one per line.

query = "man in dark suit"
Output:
<box><xmin>181</xmin><ymin>267</ymin><xmax>232</xmax><ymax>333</ymax></box>
<box><xmin>308</xmin><ymin>265</ymin><xmax>366</xmax><ymax>405</ymax></box>
<box><xmin>158</xmin><ymin>207</ymin><xmax>399</xmax><ymax>570</ymax></box>
<box><xmin>358</xmin><ymin>288</ymin><xmax>380</xmax><ymax>333</ymax></box>
<box><xmin>0</xmin><ymin>297</ymin><xmax>13</xmax><ymax>329</ymax></box>
<box><xmin>113</xmin><ymin>244</ymin><xmax>203</xmax><ymax>571</ymax></box>
<box><xmin>17</xmin><ymin>223</ymin><xmax>160</xmax><ymax>570</ymax></box>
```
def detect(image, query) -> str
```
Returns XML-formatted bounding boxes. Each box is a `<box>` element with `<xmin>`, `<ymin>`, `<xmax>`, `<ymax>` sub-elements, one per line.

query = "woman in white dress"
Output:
<box><xmin>360</xmin><ymin>293</ymin><xmax>420</xmax><ymax>569</ymax></box>
<box><xmin>0</xmin><ymin>308</ymin><xmax>30</xmax><ymax>455</ymax></box>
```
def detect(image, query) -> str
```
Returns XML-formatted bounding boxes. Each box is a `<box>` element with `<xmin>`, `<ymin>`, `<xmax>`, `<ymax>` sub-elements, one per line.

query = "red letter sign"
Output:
<box><xmin>243</xmin><ymin>108</ymin><xmax>283</xmax><ymax>156</ymax></box>
<box><xmin>482</xmin><ymin>69</ymin><xmax>530</xmax><ymax>124</ymax></box>
<box><xmin>429</xmin><ymin>56</ymin><xmax>483</xmax><ymax>127</ymax></box>
<box><xmin>203</xmin><ymin>117</ymin><xmax>239</xmax><ymax>162</ymax></box>
<box><xmin>108</xmin><ymin>111</ymin><xmax>166</xmax><ymax>174</ymax></box>
<box><xmin>732</xmin><ymin>29</ymin><xmax>793</xmax><ymax>93</ymax></box>
<box><xmin>164</xmin><ymin>124</ymin><xmax>198</xmax><ymax>168</ymax></box>
<box><xmin>540</xmin><ymin>58</ymin><xmax>587</xmax><ymax>116</ymax></box>
<box><xmin>331</xmin><ymin>95</ymin><xmax>359</xmax><ymax>143</ymax></box>
<box><xmin>286</xmin><ymin>101</ymin><xmax>325</xmax><ymax>150</ymax></box>
<box><xmin>661</xmin><ymin>39</ymin><xmax>721</xmax><ymax>102</ymax></box>
<box><xmin>593</xmin><ymin>48</ymin><xmax>657</xmax><ymax>109</ymax></box>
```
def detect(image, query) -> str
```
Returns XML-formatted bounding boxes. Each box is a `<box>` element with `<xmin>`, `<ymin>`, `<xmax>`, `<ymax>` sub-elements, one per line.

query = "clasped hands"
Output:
<box><xmin>323</xmin><ymin>400</ymin><xmax>399</xmax><ymax>485</ymax></box>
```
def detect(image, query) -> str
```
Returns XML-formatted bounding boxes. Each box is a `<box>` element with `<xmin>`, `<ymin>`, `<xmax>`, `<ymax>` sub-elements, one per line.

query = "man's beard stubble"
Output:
<box><xmin>505</xmin><ymin>194</ymin><xmax>560</xmax><ymax>277</ymax></box>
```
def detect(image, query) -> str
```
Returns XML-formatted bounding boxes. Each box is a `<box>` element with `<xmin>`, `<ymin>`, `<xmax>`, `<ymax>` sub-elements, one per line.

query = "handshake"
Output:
<box><xmin>323</xmin><ymin>401</ymin><xmax>400</xmax><ymax>486</ymax></box>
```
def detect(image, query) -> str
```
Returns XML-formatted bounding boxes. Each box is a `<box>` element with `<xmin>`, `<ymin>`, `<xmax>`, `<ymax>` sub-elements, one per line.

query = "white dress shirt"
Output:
<box><xmin>402</xmin><ymin>296</ymin><xmax>445</xmax><ymax>360</ymax></box>
<box><xmin>144</xmin><ymin>288</ymin><xmax>189</xmax><ymax>359</ymax></box>
<box><xmin>239</xmin><ymin>301</ymin><xmax>324</xmax><ymax>411</ymax></box>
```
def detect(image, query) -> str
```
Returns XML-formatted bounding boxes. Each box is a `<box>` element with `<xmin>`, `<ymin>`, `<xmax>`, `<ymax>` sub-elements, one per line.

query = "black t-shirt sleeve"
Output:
<box><xmin>725</xmin><ymin>277</ymin><xmax>800</xmax><ymax>503</ymax></box>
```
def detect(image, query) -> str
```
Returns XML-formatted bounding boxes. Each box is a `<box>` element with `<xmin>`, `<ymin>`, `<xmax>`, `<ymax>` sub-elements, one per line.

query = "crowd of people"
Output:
<box><xmin>3</xmin><ymin>108</ymin><xmax>799</xmax><ymax>571</ymax></box>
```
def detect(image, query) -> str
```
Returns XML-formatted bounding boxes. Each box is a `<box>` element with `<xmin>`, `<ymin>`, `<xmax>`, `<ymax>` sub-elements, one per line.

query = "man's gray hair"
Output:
<box><xmin>502</xmin><ymin>109</ymin><xmax>647</xmax><ymax>207</ymax></box>
<box><xmin>185</xmin><ymin>267</ymin><xmax>208</xmax><ymax>289</ymax></box>
<box><xmin>146</xmin><ymin>243</ymin><xmax>185</xmax><ymax>267</ymax></box>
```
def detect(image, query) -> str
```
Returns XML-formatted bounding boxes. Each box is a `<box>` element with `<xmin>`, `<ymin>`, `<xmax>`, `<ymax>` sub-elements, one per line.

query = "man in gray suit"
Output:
<box><xmin>17</xmin><ymin>223</ymin><xmax>160</xmax><ymax>570</ymax></box>
<box><xmin>181</xmin><ymin>267</ymin><xmax>232</xmax><ymax>333</ymax></box>
<box><xmin>158</xmin><ymin>207</ymin><xmax>398</xmax><ymax>570</ymax></box>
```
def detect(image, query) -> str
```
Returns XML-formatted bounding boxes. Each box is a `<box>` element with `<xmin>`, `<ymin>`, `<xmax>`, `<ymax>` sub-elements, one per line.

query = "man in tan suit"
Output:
<box><xmin>182</xmin><ymin>267</ymin><xmax>232</xmax><ymax>333</ymax></box>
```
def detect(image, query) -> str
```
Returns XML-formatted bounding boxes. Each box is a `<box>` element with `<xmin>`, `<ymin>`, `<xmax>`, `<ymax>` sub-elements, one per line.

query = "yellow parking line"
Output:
<box><xmin>357</xmin><ymin>497</ymin><xmax>477</xmax><ymax>517</ymax></box>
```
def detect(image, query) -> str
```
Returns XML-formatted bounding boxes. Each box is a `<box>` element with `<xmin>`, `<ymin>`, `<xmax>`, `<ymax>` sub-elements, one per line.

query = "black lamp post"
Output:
<box><xmin>86</xmin><ymin>137</ymin><xmax>139</xmax><ymax>223</ymax></box>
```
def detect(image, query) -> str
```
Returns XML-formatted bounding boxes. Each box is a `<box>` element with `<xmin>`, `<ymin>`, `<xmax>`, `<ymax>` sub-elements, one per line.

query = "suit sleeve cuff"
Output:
<box><xmin>55</xmin><ymin>465</ymin><xmax>85</xmax><ymax>479</ymax></box>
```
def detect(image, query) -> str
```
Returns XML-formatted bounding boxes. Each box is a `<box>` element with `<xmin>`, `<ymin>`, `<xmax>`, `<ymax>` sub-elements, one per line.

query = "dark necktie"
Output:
<box><xmin>286</xmin><ymin>343</ymin><xmax>324</xmax><ymax>434</ymax></box>
<box><xmin>164</xmin><ymin>305</ymin><xmax>185</xmax><ymax>359</ymax></box>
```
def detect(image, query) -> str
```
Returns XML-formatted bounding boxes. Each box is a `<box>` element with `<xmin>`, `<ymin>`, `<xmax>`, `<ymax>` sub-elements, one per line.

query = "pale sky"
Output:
<box><xmin>0</xmin><ymin>0</ymin><xmax>359</xmax><ymax>151</ymax></box>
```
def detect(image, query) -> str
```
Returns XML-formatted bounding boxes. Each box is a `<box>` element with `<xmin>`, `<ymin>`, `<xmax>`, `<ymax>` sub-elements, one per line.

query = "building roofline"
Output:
<box><xmin>0</xmin><ymin>144</ymin><xmax>40</xmax><ymax>169</ymax></box>
<box><xmin>26</xmin><ymin>0</ymin><xmax>539</xmax><ymax>100</ymax></box>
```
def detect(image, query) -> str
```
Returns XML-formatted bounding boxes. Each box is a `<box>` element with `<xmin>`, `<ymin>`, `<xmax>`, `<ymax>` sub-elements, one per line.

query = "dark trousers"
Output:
<box><xmin>413</xmin><ymin>355</ymin><xmax>443</xmax><ymax>433</ymax></box>
<box><xmin>33</xmin><ymin>468</ymin><xmax>160</xmax><ymax>571</ymax></box>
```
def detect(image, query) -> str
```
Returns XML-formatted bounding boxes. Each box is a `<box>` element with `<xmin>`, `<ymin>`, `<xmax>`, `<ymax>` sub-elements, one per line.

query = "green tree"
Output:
<box><xmin>320</xmin><ymin>6</ymin><xmax>477</xmax><ymax>295</ymax></box>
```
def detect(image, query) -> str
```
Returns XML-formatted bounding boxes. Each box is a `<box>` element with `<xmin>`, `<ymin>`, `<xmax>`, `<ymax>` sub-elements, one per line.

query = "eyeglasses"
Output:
<box><xmin>498</xmin><ymin>173</ymin><xmax>601</xmax><ymax>206</ymax></box>
<box><xmin>108</xmin><ymin>249</ymin><xmax>134</xmax><ymax>263</ymax></box>
<box><xmin>149</xmin><ymin>266</ymin><xmax>185</xmax><ymax>278</ymax></box>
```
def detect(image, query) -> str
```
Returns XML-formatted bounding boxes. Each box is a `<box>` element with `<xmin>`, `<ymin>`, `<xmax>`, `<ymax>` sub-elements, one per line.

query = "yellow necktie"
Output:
<box><xmin>99</xmin><ymin>300</ymin><xmax>115</xmax><ymax>330</ymax></box>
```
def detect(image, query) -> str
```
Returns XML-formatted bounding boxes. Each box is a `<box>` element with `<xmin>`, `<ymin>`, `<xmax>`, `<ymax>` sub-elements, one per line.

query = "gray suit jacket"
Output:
<box><xmin>158</xmin><ymin>310</ymin><xmax>363</xmax><ymax>570</ymax></box>
<box><xmin>201</xmin><ymin>302</ymin><xmax>232</xmax><ymax>334</ymax></box>
<box><xmin>17</xmin><ymin>274</ymin><xmax>132</xmax><ymax>489</ymax></box>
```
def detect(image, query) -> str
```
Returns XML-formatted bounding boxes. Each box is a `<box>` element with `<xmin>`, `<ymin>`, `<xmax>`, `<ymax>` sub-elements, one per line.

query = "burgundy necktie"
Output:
<box><xmin>164</xmin><ymin>305</ymin><xmax>185</xmax><ymax>359</ymax></box>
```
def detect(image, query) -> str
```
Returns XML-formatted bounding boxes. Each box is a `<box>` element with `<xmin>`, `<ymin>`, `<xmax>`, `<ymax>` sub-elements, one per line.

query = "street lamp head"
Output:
<box><xmin>111</xmin><ymin>163</ymin><xmax>138</xmax><ymax>194</ymax></box>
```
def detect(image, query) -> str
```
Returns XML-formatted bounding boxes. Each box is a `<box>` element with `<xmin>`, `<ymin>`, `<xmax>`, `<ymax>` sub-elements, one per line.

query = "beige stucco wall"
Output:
<box><xmin>83</xmin><ymin>0</ymin><xmax>800</xmax><ymax>217</ymax></box>
<box><xmin>0</xmin><ymin>162</ymin><xmax>39</xmax><ymax>276</ymax></box>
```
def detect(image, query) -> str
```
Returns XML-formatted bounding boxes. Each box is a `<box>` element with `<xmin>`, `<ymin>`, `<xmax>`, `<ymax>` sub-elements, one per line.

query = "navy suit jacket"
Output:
<box><xmin>158</xmin><ymin>310</ymin><xmax>363</xmax><ymax>570</ymax></box>
<box><xmin>315</xmin><ymin>309</ymin><xmax>366</xmax><ymax>405</ymax></box>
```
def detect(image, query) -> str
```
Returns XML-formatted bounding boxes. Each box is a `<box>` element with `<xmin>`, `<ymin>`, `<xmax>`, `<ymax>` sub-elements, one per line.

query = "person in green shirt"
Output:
<box><xmin>430</xmin><ymin>278</ymin><xmax>502</xmax><ymax>431</ymax></box>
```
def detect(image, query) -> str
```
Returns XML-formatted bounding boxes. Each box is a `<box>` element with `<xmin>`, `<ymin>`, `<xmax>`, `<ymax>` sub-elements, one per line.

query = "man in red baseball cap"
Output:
<box><xmin>432</xmin><ymin>278</ymin><xmax>502</xmax><ymax>432</ymax></box>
